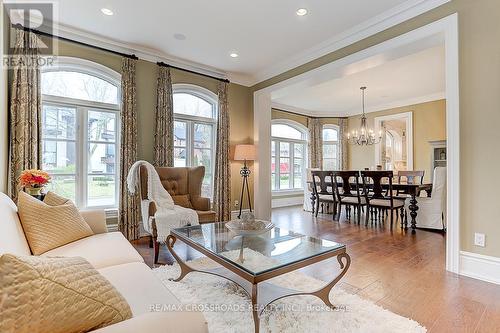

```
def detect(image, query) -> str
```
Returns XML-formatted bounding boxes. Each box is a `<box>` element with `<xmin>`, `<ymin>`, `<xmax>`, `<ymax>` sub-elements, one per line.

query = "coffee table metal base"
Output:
<box><xmin>167</xmin><ymin>235</ymin><xmax>351</xmax><ymax>333</ymax></box>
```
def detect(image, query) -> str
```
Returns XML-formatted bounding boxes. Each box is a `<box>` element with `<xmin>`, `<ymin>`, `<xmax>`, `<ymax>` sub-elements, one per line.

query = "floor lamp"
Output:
<box><xmin>234</xmin><ymin>144</ymin><xmax>256</xmax><ymax>219</ymax></box>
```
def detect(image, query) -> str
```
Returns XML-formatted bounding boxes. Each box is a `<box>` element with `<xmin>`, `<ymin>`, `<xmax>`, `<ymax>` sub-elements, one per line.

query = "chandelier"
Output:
<box><xmin>347</xmin><ymin>86</ymin><xmax>382</xmax><ymax>146</ymax></box>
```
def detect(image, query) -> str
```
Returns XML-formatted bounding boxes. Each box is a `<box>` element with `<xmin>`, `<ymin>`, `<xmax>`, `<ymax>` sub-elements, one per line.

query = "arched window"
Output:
<box><xmin>322</xmin><ymin>124</ymin><xmax>339</xmax><ymax>170</ymax></box>
<box><xmin>271</xmin><ymin>120</ymin><xmax>308</xmax><ymax>191</ymax></box>
<box><xmin>41</xmin><ymin>57</ymin><xmax>121</xmax><ymax>208</ymax></box>
<box><xmin>173</xmin><ymin>84</ymin><xmax>217</xmax><ymax>198</ymax></box>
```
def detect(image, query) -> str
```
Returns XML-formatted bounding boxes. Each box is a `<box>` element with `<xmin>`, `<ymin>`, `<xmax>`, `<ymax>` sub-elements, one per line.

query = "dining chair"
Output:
<box><xmin>311</xmin><ymin>170</ymin><xmax>336</xmax><ymax>218</ymax></box>
<box><xmin>405</xmin><ymin>167</ymin><xmax>446</xmax><ymax>230</ymax></box>
<box><xmin>361</xmin><ymin>170</ymin><xmax>406</xmax><ymax>228</ymax></box>
<box><xmin>332</xmin><ymin>170</ymin><xmax>366</xmax><ymax>223</ymax></box>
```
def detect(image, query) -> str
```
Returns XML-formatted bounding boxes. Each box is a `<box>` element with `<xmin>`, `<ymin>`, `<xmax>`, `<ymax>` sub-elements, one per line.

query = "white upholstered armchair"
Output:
<box><xmin>406</xmin><ymin>166</ymin><xmax>446</xmax><ymax>230</ymax></box>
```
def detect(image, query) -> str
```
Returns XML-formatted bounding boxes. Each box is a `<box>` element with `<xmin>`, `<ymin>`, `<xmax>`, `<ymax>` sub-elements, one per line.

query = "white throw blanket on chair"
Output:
<box><xmin>127</xmin><ymin>160</ymin><xmax>199</xmax><ymax>242</ymax></box>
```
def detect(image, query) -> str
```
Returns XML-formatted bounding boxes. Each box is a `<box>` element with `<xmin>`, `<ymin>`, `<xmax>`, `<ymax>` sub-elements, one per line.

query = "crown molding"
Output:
<box><xmin>9</xmin><ymin>13</ymin><xmax>252</xmax><ymax>85</ymax></box>
<box><xmin>250</xmin><ymin>0</ymin><xmax>451</xmax><ymax>86</ymax></box>
<box><xmin>343</xmin><ymin>92</ymin><xmax>446</xmax><ymax>116</ymax></box>
<box><xmin>271</xmin><ymin>103</ymin><xmax>319</xmax><ymax>117</ymax></box>
<box><xmin>50</xmin><ymin>22</ymin><xmax>250</xmax><ymax>83</ymax></box>
<box><xmin>273</xmin><ymin>92</ymin><xmax>445</xmax><ymax>118</ymax></box>
<box><xmin>9</xmin><ymin>0</ymin><xmax>449</xmax><ymax>87</ymax></box>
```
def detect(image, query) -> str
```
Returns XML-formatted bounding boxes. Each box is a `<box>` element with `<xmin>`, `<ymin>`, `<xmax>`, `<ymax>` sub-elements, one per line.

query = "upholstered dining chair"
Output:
<box><xmin>361</xmin><ymin>170</ymin><xmax>405</xmax><ymax>228</ymax></box>
<box><xmin>405</xmin><ymin>167</ymin><xmax>446</xmax><ymax>230</ymax></box>
<box><xmin>332</xmin><ymin>170</ymin><xmax>366</xmax><ymax>223</ymax></box>
<box><xmin>311</xmin><ymin>170</ymin><xmax>336</xmax><ymax>218</ymax></box>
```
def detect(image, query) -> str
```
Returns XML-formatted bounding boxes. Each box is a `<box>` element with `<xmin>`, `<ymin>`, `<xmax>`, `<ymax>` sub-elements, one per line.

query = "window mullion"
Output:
<box><xmin>290</xmin><ymin>142</ymin><xmax>294</xmax><ymax>189</ymax></box>
<box><xmin>276</xmin><ymin>140</ymin><xmax>280</xmax><ymax>190</ymax></box>
<box><xmin>78</xmin><ymin>106</ymin><xmax>86</xmax><ymax>208</ymax></box>
<box><xmin>189</xmin><ymin>121</ymin><xmax>194</xmax><ymax>166</ymax></box>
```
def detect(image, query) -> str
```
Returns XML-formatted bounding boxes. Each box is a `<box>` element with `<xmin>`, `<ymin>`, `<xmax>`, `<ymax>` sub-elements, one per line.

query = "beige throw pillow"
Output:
<box><xmin>17</xmin><ymin>191</ymin><xmax>93</xmax><ymax>255</ymax></box>
<box><xmin>0</xmin><ymin>254</ymin><xmax>132</xmax><ymax>333</ymax></box>
<box><xmin>43</xmin><ymin>190</ymin><xmax>73</xmax><ymax>206</ymax></box>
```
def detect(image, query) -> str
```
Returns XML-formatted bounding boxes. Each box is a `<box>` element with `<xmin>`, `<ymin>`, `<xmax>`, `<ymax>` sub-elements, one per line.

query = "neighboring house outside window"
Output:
<box><xmin>173</xmin><ymin>84</ymin><xmax>217</xmax><ymax>199</ymax></box>
<box><xmin>323</xmin><ymin>124</ymin><xmax>340</xmax><ymax>170</ymax></box>
<box><xmin>41</xmin><ymin>57</ymin><xmax>121</xmax><ymax>209</ymax></box>
<box><xmin>271</xmin><ymin>120</ymin><xmax>308</xmax><ymax>192</ymax></box>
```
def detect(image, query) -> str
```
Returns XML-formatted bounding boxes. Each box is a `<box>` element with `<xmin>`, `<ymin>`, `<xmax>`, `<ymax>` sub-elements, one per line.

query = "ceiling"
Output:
<box><xmin>272</xmin><ymin>45</ymin><xmax>445</xmax><ymax>117</ymax></box>
<box><xmin>45</xmin><ymin>0</ymin><xmax>442</xmax><ymax>85</ymax></box>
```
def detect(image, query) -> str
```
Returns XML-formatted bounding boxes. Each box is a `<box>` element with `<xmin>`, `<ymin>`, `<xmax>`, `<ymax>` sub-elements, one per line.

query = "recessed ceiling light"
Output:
<box><xmin>230</xmin><ymin>52</ymin><xmax>239</xmax><ymax>58</ymax></box>
<box><xmin>296</xmin><ymin>8</ymin><xmax>308</xmax><ymax>16</ymax></box>
<box><xmin>101</xmin><ymin>8</ymin><xmax>114</xmax><ymax>16</ymax></box>
<box><xmin>174</xmin><ymin>33</ymin><xmax>187</xmax><ymax>41</ymax></box>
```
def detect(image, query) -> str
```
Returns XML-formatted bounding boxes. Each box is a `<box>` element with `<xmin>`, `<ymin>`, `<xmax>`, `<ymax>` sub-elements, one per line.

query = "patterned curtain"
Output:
<box><xmin>9</xmin><ymin>29</ymin><xmax>42</xmax><ymax>202</ymax></box>
<box><xmin>214</xmin><ymin>82</ymin><xmax>231</xmax><ymax>221</ymax></box>
<box><xmin>118</xmin><ymin>57</ymin><xmax>140</xmax><ymax>240</ymax></box>
<box><xmin>153</xmin><ymin>66</ymin><xmax>174</xmax><ymax>167</ymax></box>
<box><xmin>308</xmin><ymin>118</ymin><xmax>323</xmax><ymax>169</ymax></box>
<box><xmin>381</xmin><ymin>121</ymin><xmax>387</xmax><ymax>168</ymax></box>
<box><xmin>339</xmin><ymin>118</ymin><xmax>348</xmax><ymax>170</ymax></box>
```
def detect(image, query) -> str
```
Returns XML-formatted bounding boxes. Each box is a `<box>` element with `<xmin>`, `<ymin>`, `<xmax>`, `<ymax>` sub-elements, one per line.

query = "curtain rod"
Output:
<box><xmin>13</xmin><ymin>24</ymin><xmax>230</xmax><ymax>82</ymax></box>
<box><xmin>13</xmin><ymin>24</ymin><xmax>138</xmax><ymax>59</ymax></box>
<box><xmin>272</xmin><ymin>107</ymin><xmax>348</xmax><ymax>119</ymax></box>
<box><xmin>157</xmin><ymin>61</ymin><xmax>230</xmax><ymax>83</ymax></box>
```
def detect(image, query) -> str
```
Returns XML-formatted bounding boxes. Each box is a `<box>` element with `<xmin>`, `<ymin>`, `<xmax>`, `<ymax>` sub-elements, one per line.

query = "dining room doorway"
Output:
<box><xmin>253</xmin><ymin>14</ymin><xmax>459</xmax><ymax>273</ymax></box>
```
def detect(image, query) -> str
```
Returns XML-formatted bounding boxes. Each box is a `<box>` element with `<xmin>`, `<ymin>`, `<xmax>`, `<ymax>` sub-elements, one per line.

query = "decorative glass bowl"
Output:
<box><xmin>225</xmin><ymin>219</ymin><xmax>274</xmax><ymax>237</ymax></box>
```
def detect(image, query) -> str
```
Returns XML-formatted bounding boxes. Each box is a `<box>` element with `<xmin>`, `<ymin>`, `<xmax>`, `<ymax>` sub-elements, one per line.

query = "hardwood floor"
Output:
<box><xmin>131</xmin><ymin>206</ymin><xmax>500</xmax><ymax>332</ymax></box>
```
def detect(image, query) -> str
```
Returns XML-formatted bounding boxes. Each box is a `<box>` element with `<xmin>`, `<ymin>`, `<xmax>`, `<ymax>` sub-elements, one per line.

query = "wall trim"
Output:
<box><xmin>272</xmin><ymin>196</ymin><xmax>303</xmax><ymax>209</ymax></box>
<box><xmin>253</xmin><ymin>0</ymin><xmax>451</xmax><ymax>84</ymax></box>
<box><xmin>274</xmin><ymin>92</ymin><xmax>445</xmax><ymax>118</ymax></box>
<box><xmin>460</xmin><ymin>251</ymin><xmax>500</xmax><ymax>285</ymax></box>
<box><xmin>374</xmin><ymin>111</ymin><xmax>414</xmax><ymax>170</ymax></box>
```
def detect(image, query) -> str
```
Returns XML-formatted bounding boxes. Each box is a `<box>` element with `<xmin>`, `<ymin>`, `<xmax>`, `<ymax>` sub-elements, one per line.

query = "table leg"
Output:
<box><xmin>409</xmin><ymin>193</ymin><xmax>419</xmax><ymax>234</ymax></box>
<box><xmin>259</xmin><ymin>252</ymin><xmax>351</xmax><ymax>314</ymax></box>
<box><xmin>252</xmin><ymin>284</ymin><xmax>260</xmax><ymax>333</ymax></box>
<box><xmin>166</xmin><ymin>235</ymin><xmax>195</xmax><ymax>282</ymax></box>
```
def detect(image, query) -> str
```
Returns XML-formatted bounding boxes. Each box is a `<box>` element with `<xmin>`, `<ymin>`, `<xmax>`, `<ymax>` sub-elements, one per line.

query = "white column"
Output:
<box><xmin>253</xmin><ymin>90</ymin><xmax>272</xmax><ymax>220</ymax></box>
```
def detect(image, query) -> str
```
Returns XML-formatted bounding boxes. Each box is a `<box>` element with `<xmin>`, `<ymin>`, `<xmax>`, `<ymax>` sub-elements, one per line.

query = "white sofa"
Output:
<box><xmin>0</xmin><ymin>193</ymin><xmax>208</xmax><ymax>333</ymax></box>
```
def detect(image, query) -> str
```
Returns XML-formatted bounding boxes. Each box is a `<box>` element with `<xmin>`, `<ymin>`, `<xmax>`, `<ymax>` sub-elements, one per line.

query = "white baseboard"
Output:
<box><xmin>459</xmin><ymin>251</ymin><xmax>500</xmax><ymax>285</ymax></box>
<box><xmin>271</xmin><ymin>196</ymin><xmax>303</xmax><ymax>208</ymax></box>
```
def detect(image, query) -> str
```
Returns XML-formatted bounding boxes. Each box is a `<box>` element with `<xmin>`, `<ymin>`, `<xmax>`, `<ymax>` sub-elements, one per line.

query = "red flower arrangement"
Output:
<box><xmin>19</xmin><ymin>169</ymin><xmax>51</xmax><ymax>188</ymax></box>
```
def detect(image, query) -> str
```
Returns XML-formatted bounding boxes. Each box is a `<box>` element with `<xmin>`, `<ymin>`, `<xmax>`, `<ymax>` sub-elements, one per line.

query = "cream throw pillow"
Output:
<box><xmin>17</xmin><ymin>191</ymin><xmax>93</xmax><ymax>255</ymax></box>
<box><xmin>0</xmin><ymin>254</ymin><xmax>132</xmax><ymax>333</ymax></box>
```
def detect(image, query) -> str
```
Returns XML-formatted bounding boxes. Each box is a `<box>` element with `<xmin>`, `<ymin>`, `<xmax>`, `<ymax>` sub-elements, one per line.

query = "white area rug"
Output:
<box><xmin>153</xmin><ymin>250</ymin><xmax>426</xmax><ymax>333</ymax></box>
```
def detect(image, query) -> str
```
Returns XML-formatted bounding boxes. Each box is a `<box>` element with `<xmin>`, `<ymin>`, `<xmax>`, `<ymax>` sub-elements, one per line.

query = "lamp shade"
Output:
<box><xmin>234</xmin><ymin>144</ymin><xmax>256</xmax><ymax>161</ymax></box>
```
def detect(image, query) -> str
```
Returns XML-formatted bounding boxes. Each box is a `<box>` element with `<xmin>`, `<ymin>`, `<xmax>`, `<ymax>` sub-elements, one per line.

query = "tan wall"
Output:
<box><xmin>253</xmin><ymin>0</ymin><xmax>500</xmax><ymax>257</ymax></box>
<box><xmin>11</xmin><ymin>35</ymin><xmax>254</xmax><ymax>210</ymax></box>
<box><xmin>348</xmin><ymin>100</ymin><xmax>446</xmax><ymax>183</ymax></box>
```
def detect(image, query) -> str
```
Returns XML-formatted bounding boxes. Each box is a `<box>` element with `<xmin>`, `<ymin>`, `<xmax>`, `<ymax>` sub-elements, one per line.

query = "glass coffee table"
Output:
<box><xmin>167</xmin><ymin>223</ymin><xmax>350</xmax><ymax>333</ymax></box>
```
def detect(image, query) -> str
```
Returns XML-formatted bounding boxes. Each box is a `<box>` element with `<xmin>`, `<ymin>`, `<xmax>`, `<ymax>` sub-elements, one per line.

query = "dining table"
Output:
<box><xmin>307</xmin><ymin>181</ymin><xmax>433</xmax><ymax>233</ymax></box>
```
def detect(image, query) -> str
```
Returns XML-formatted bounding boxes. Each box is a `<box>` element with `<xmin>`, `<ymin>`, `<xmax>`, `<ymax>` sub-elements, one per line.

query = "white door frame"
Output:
<box><xmin>254</xmin><ymin>14</ymin><xmax>460</xmax><ymax>273</ymax></box>
<box><xmin>374</xmin><ymin>112</ymin><xmax>414</xmax><ymax>170</ymax></box>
